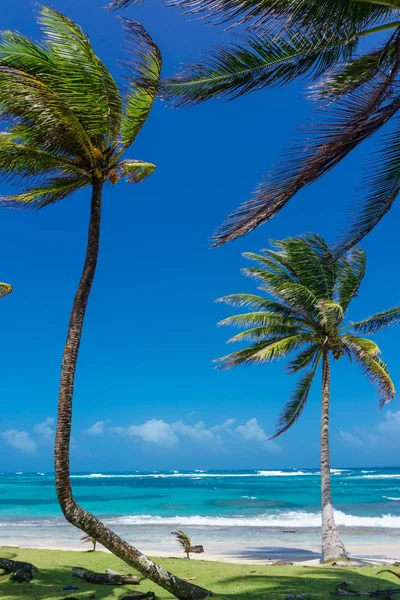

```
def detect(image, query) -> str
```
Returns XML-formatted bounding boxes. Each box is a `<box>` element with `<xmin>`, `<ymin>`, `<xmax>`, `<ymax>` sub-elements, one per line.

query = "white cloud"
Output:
<box><xmin>128</xmin><ymin>419</ymin><xmax>178</xmax><ymax>448</ymax></box>
<box><xmin>378</xmin><ymin>410</ymin><xmax>400</xmax><ymax>435</ymax></box>
<box><xmin>1</xmin><ymin>430</ymin><xmax>37</xmax><ymax>454</ymax></box>
<box><xmin>85</xmin><ymin>421</ymin><xmax>105</xmax><ymax>436</ymax></box>
<box><xmin>235</xmin><ymin>418</ymin><xmax>280</xmax><ymax>451</ymax></box>
<box><xmin>211</xmin><ymin>418</ymin><xmax>236</xmax><ymax>434</ymax></box>
<box><xmin>34</xmin><ymin>417</ymin><xmax>55</xmax><ymax>440</ymax></box>
<box><xmin>172</xmin><ymin>420</ymin><xmax>215</xmax><ymax>441</ymax></box>
<box><xmin>337</xmin><ymin>430</ymin><xmax>363</xmax><ymax>447</ymax></box>
<box><xmin>84</xmin><ymin>416</ymin><xmax>280</xmax><ymax>452</ymax></box>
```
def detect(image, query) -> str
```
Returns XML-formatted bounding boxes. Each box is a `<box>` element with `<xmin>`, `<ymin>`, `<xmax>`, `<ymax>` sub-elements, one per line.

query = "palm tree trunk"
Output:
<box><xmin>320</xmin><ymin>351</ymin><xmax>347</xmax><ymax>562</ymax></box>
<box><xmin>54</xmin><ymin>179</ymin><xmax>212</xmax><ymax>600</ymax></box>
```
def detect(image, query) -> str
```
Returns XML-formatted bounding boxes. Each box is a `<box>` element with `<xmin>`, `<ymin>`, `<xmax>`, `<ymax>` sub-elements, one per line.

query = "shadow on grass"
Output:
<box><xmin>215</xmin><ymin>567</ymin><xmax>400</xmax><ymax>600</ymax></box>
<box><xmin>0</xmin><ymin>563</ymin><xmax>145</xmax><ymax>599</ymax></box>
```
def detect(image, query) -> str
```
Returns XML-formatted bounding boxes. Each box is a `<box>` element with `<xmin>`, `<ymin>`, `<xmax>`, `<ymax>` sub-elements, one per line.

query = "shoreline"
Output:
<box><xmin>2</xmin><ymin>537</ymin><xmax>400</xmax><ymax>566</ymax></box>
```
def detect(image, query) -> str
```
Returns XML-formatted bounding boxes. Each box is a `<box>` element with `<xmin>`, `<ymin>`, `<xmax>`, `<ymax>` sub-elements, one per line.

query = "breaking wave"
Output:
<box><xmin>106</xmin><ymin>510</ymin><xmax>400</xmax><ymax>529</ymax></box>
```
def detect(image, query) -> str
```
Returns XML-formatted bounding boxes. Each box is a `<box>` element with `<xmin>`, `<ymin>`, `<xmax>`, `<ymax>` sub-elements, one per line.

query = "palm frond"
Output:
<box><xmin>342</xmin><ymin>333</ymin><xmax>380</xmax><ymax>357</ymax></box>
<box><xmin>107</xmin><ymin>0</ymin><xmax>142</xmax><ymax>8</ymax></box>
<box><xmin>163</xmin><ymin>0</ymin><xmax>389</xmax><ymax>35</ymax></box>
<box><xmin>171</xmin><ymin>530</ymin><xmax>191</xmax><ymax>552</ymax></box>
<box><xmin>315</xmin><ymin>43</ymin><xmax>394</xmax><ymax>101</ymax></box>
<box><xmin>162</xmin><ymin>30</ymin><xmax>358</xmax><ymax>106</ymax></box>
<box><xmin>0</xmin><ymin>175</ymin><xmax>88</xmax><ymax>210</ymax></box>
<box><xmin>274</xmin><ymin>236</ymin><xmax>331</xmax><ymax>299</ymax></box>
<box><xmin>215</xmin><ymin>293</ymin><xmax>300</xmax><ymax>318</ymax></box>
<box><xmin>119</xmin><ymin>19</ymin><xmax>162</xmax><ymax>148</ymax></box>
<box><xmin>0</xmin><ymin>136</ymin><xmax>85</xmax><ymax>183</ymax></box>
<box><xmin>0</xmin><ymin>65</ymin><xmax>95</xmax><ymax>161</ymax></box>
<box><xmin>211</xmin><ymin>57</ymin><xmax>400</xmax><ymax>246</ymax></box>
<box><xmin>272</xmin><ymin>353</ymin><xmax>321</xmax><ymax>438</ymax></box>
<box><xmin>227</xmin><ymin>324</ymin><xmax>305</xmax><ymax>343</ymax></box>
<box><xmin>336</xmin><ymin>248</ymin><xmax>366</xmax><ymax>311</ymax></box>
<box><xmin>317</xmin><ymin>299</ymin><xmax>344</xmax><ymax>328</ymax></box>
<box><xmin>268</xmin><ymin>282</ymin><xmax>319</xmax><ymax>320</ymax></box>
<box><xmin>351</xmin><ymin>305</ymin><xmax>400</xmax><ymax>334</ymax></box>
<box><xmin>286</xmin><ymin>343</ymin><xmax>320</xmax><ymax>374</ymax></box>
<box><xmin>216</xmin><ymin>333</ymin><xmax>311</xmax><ymax>369</ymax></box>
<box><xmin>345</xmin><ymin>343</ymin><xmax>395</xmax><ymax>408</ymax></box>
<box><xmin>218</xmin><ymin>311</ymin><xmax>304</xmax><ymax>329</ymax></box>
<box><xmin>336</xmin><ymin>116</ymin><xmax>400</xmax><ymax>255</ymax></box>
<box><xmin>0</xmin><ymin>282</ymin><xmax>12</xmax><ymax>298</ymax></box>
<box><xmin>38</xmin><ymin>6</ymin><xmax>122</xmax><ymax>144</ymax></box>
<box><xmin>243</xmin><ymin>252</ymin><xmax>294</xmax><ymax>283</ymax></box>
<box><xmin>115</xmin><ymin>159</ymin><xmax>156</xmax><ymax>183</ymax></box>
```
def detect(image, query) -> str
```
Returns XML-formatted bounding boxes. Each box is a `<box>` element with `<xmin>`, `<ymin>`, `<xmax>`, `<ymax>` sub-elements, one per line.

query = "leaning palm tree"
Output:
<box><xmin>216</xmin><ymin>234</ymin><xmax>397</xmax><ymax>561</ymax></box>
<box><xmin>0</xmin><ymin>7</ymin><xmax>210</xmax><ymax>599</ymax></box>
<box><xmin>123</xmin><ymin>0</ymin><xmax>400</xmax><ymax>251</ymax></box>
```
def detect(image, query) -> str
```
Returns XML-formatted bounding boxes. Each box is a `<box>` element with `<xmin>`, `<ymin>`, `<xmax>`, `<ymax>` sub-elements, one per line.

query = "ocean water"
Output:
<box><xmin>1</xmin><ymin>468</ymin><xmax>400</xmax><ymax>560</ymax></box>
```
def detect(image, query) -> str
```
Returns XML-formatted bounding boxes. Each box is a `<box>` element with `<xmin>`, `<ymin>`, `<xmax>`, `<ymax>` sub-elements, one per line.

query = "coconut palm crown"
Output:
<box><xmin>0</xmin><ymin>5</ymin><xmax>160</xmax><ymax>208</ymax></box>
<box><xmin>216</xmin><ymin>235</ymin><xmax>397</xmax><ymax>436</ymax></box>
<box><xmin>216</xmin><ymin>234</ymin><xmax>398</xmax><ymax>560</ymax></box>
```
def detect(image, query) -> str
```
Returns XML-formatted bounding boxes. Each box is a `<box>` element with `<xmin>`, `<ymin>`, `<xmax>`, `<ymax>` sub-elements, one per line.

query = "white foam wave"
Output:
<box><xmin>355</xmin><ymin>474</ymin><xmax>400</xmax><ymax>480</ymax></box>
<box><xmin>106</xmin><ymin>510</ymin><xmax>400</xmax><ymax>529</ymax></box>
<box><xmin>71</xmin><ymin>470</ymin><xmax>315</xmax><ymax>479</ymax></box>
<box><xmin>257</xmin><ymin>470</ymin><xmax>313</xmax><ymax>477</ymax></box>
<box><xmin>383</xmin><ymin>497</ymin><xmax>400</xmax><ymax>501</ymax></box>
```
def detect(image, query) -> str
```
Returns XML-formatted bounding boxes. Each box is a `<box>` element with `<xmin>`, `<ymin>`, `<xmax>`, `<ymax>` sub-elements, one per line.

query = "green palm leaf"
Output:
<box><xmin>0</xmin><ymin>175</ymin><xmax>89</xmax><ymax>210</ymax></box>
<box><xmin>336</xmin><ymin>117</ymin><xmax>400</xmax><ymax>254</ymax></box>
<box><xmin>342</xmin><ymin>334</ymin><xmax>380</xmax><ymax>357</ymax></box>
<box><xmin>0</xmin><ymin>136</ymin><xmax>85</xmax><ymax>183</ymax></box>
<box><xmin>211</xmin><ymin>51</ymin><xmax>400</xmax><ymax>246</ymax></box>
<box><xmin>287</xmin><ymin>344</ymin><xmax>320</xmax><ymax>374</ymax></box>
<box><xmin>336</xmin><ymin>248</ymin><xmax>367</xmax><ymax>311</ymax></box>
<box><xmin>38</xmin><ymin>6</ymin><xmax>122</xmax><ymax>144</ymax></box>
<box><xmin>0</xmin><ymin>65</ymin><xmax>95</xmax><ymax>161</ymax></box>
<box><xmin>0</xmin><ymin>283</ymin><xmax>12</xmax><ymax>298</ymax></box>
<box><xmin>345</xmin><ymin>344</ymin><xmax>395</xmax><ymax>408</ymax></box>
<box><xmin>162</xmin><ymin>31</ymin><xmax>358</xmax><ymax>106</ymax></box>
<box><xmin>119</xmin><ymin>19</ymin><xmax>162</xmax><ymax>149</ymax></box>
<box><xmin>115</xmin><ymin>159</ymin><xmax>156</xmax><ymax>183</ymax></box>
<box><xmin>164</xmin><ymin>0</ymin><xmax>389</xmax><ymax>34</ymax></box>
<box><xmin>351</xmin><ymin>306</ymin><xmax>400</xmax><ymax>334</ymax></box>
<box><xmin>272</xmin><ymin>356</ymin><xmax>320</xmax><ymax>439</ymax></box>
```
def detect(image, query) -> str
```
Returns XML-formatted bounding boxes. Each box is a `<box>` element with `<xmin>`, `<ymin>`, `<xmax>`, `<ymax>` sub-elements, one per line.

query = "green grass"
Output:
<box><xmin>0</xmin><ymin>546</ymin><xmax>399</xmax><ymax>600</ymax></box>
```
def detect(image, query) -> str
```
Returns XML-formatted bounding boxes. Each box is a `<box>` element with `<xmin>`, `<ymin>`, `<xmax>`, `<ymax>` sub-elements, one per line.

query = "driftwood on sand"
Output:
<box><xmin>72</xmin><ymin>567</ymin><xmax>140</xmax><ymax>585</ymax></box>
<box><xmin>0</xmin><ymin>557</ymin><xmax>36</xmax><ymax>583</ymax></box>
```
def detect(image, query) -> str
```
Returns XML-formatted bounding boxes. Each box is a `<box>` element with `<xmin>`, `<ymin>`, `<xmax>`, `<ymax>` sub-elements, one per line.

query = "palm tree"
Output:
<box><xmin>216</xmin><ymin>234</ymin><xmax>398</xmax><ymax>561</ymax></box>
<box><xmin>0</xmin><ymin>7</ymin><xmax>210</xmax><ymax>599</ymax></box>
<box><xmin>110</xmin><ymin>0</ymin><xmax>400</xmax><ymax>251</ymax></box>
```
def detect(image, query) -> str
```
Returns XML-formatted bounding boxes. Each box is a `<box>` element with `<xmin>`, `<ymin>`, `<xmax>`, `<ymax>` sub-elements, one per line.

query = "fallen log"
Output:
<box><xmin>119</xmin><ymin>593</ymin><xmax>155</xmax><ymax>600</ymax></box>
<box><xmin>335</xmin><ymin>583</ymin><xmax>400</xmax><ymax>598</ymax></box>
<box><xmin>72</xmin><ymin>567</ymin><xmax>140</xmax><ymax>586</ymax></box>
<box><xmin>189</xmin><ymin>546</ymin><xmax>204</xmax><ymax>555</ymax></box>
<box><xmin>0</xmin><ymin>558</ymin><xmax>35</xmax><ymax>574</ymax></box>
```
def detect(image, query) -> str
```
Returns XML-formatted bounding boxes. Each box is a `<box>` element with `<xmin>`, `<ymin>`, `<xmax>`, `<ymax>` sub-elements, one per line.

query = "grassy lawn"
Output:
<box><xmin>0</xmin><ymin>546</ymin><xmax>399</xmax><ymax>600</ymax></box>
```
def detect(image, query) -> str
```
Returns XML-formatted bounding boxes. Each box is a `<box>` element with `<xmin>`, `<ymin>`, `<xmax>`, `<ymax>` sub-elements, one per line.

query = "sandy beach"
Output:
<box><xmin>2</xmin><ymin>535</ymin><xmax>400</xmax><ymax>566</ymax></box>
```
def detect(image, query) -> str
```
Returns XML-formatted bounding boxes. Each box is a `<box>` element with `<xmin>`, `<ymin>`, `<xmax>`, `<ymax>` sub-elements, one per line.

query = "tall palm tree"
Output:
<box><xmin>0</xmin><ymin>7</ymin><xmax>210</xmax><ymax>599</ymax></box>
<box><xmin>112</xmin><ymin>0</ymin><xmax>400</xmax><ymax>250</ymax></box>
<box><xmin>216</xmin><ymin>234</ymin><xmax>397</xmax><ymax>561</ymax></box>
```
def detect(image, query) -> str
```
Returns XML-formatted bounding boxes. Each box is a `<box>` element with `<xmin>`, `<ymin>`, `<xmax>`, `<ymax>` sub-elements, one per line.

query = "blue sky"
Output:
<box><xmin>1</xmin><ymin>0</ymin><xmax>400</xmax><ymax>472</ymax></box>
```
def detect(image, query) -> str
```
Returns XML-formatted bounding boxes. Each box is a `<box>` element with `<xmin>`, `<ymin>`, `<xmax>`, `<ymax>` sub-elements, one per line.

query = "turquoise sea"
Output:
<box><xmin>1</xmin><ymin>468</ymin><xmax>400</xmax><ymax>560</ymax></box>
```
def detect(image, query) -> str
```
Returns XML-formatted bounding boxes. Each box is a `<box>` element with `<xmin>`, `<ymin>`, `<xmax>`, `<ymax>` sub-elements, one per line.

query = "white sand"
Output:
<box><xmin>1</xmin><ymin>537</ymin><xmax>400</xmax><ymax>566</ymax></box>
